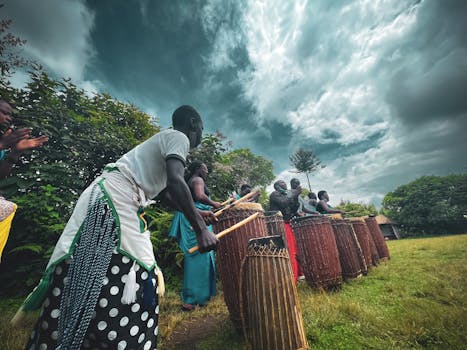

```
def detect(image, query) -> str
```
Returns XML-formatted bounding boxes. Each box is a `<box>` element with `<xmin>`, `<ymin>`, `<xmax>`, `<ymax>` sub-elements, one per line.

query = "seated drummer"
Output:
<box><xmin>316</xmin><ymin>190</ymin><xmax>345</xmax><ymax>214</ymax></box>
<box><xmin>303</xmin><ymin>192</ymin><xmax>321</xmax><ymax>215</ymax></box>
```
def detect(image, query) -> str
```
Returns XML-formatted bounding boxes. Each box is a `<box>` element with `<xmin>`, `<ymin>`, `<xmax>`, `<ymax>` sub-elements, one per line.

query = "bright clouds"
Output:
<box><xmin>2</xmin><ymin>0</ymin><xmax>466</xmax><ymax>207</ymax></box>
<box><xmin>200</xmin><ymin>0</ymin><xmax>467</xmax><ymax>205</ymax></box>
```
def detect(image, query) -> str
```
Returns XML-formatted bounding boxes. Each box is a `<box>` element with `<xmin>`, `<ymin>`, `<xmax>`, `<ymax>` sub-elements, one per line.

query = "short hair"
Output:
<box><xmin>308</xmin><ymin>192</ymin><xmax>317</xmax><ymax>199</ymax></box>
<box><xmin>240</xmin><ymin>184</ymin><xmax>251</xmax><ymax>192</ymax></box>
<box><xmin>273</xmin><ymin>180</ymin><xmax>284</xmax><ymax>191</ymax></box>
<box><xmin>317</xmin><ymin>190</ymin><xmax>326</xmax><ymax>200</ymax></box>
<box><xmin>172</xmin><ymin>105</ymin><xmax>201</xmax><ymax>128</ymax></box>
<box><xmin>290</xmin><ymin>178</ymin><xmax>300</xmax><ymax>185</ymax></box>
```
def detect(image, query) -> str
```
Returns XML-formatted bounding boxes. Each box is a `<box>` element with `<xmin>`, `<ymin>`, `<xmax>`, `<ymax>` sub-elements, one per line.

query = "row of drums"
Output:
<box><xmin>212</xmin><ymin>202</ymin><xmax>390</xmax><ymax>350</ymax></box>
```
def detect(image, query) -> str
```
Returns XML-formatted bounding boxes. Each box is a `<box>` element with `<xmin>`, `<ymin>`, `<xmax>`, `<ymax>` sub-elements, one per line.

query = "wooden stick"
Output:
<box><xmin>221</xmin><ymin>197</ymin><xmax>235</xmax><ymax>206</ymax></box>
<box><xmin>188</xmin><ymin>212</ymin><xmax>260</xmax><ymax>253</ymax></box>
<box><xmin>214</xmin><ymin>191</ymin><xmax>259</xmax><ymax>217</ymax></box>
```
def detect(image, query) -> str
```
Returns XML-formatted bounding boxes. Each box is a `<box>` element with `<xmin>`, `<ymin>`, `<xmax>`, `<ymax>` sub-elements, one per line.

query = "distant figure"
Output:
<box><xmin>303</xmin><ymin>192</ymin><xmax>321</xmax><ymax>215</ymax></box>
<box><xmin>288</xmin><ymin>178</ymin><xmax>305</xmax><ymax>217</ymax></box>
<box><xmin>269</xmin><ymin>180</ymin><xmax>301</xmax><ymax>282</ymax></box>
<box><xmin>0</xmin><ymin>99</ymin><xmax>48</xmax><ymax>261</ymax></box>
<box><xmin>237</xmin><ymin>184</ymin><xmax>260</xmax><ymax>202</ymax></box>
<box><xmin>316</xmin><ymin>190</ymin><xmax>344</xmax><ymax>214</ymax></box>
<box><xmin>169</xmin><ymin>161</ymin><xmax>220</xmax><ymax>311</ymax></box>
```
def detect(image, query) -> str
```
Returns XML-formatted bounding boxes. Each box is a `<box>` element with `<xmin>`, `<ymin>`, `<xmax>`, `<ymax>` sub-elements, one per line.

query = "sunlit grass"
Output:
<box><xmin>1</xmin><ymin>234</ymin><xmax>466</xmax><ymax>349</ymax></box>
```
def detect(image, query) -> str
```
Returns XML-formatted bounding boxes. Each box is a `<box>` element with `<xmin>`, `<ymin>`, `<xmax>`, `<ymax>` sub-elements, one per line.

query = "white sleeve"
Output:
<box><xmin>160</xmin><ymin>131</ymin><xmax>190</xmax><ymax>164</ymax></box>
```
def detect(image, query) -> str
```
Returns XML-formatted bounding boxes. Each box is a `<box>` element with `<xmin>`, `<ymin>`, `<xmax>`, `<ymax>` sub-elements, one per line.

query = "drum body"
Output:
<box><xmin>349</xmin><ymin>218</ymin><xmax>373</xmax><ymax>269</ymax></box>
<box><xmin>214</xmin><ymin>203</ymin><xmax>268</xmax><ymax>328</ymax></box>
<box><xmin>241</xmin><ymin>236</ymin><xmax>308</xmax><ymax>350</ymax></box>
<box><xmin>291</xmin><ymin>216</ymin><xmax>342</xmax><ymax>289</ymax></box>
<box><xmin>331</xmin><ymin>219</ymin><xmax>367</xmax><ymax>279</ymax></box>
<box><xmin>365</xmin><ymin>217</ymin><xmax>390</xmax><ymax>260</ymax></box>
<box><xmin>264</xmin><ymin>211</ymin><xmax>287</xmax><ymax>244</ymax></box>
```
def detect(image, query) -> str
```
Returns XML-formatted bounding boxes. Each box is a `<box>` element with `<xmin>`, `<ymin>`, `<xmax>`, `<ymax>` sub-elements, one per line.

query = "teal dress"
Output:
<box><xmin>168</xmin><ymin>202</ymin><xmax>216</xmax><ymax>305</ymax></box>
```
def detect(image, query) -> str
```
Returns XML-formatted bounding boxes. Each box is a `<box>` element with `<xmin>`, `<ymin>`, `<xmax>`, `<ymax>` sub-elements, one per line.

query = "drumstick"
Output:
<box><xmin>221</xmin><ymin>197</ymin><xmax>235</xmax><ymax>206</ymax></box>
<box><xmin>188</xmin><ymin>212</ymin><xmax>260</xmax><ymax>253</ymax></box>
<box><xmin>214</xmin><ymin>191</ymin><xmax>259</xmax><ymax>217</ymax></box>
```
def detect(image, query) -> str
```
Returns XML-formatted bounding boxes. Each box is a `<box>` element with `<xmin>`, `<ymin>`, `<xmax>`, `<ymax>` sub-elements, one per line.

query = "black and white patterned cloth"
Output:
<box><xmin>26</xmin><ymin>251</ymin><xmax>159</xmax><ymax>350</ymax></box>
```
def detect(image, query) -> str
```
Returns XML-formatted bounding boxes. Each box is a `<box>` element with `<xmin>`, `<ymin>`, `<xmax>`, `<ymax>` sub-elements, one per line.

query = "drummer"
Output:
<box><xmin>316</xmin><ymin>190</ymin><xmax>345</xmax><ymax>215</ymax></box>
<box><xmin>269</xmin><ymin>180</ymin><xmax>301</xmax><ymax>282</ymax></box>
<box><xmin>237</xmin><ymin>184</ymin><xmax>260</xmax><ymax>202</ymax></box>
<box><xmin>302</xmin><ymin>192</ymin><xmax>321</xmax><ymax>216</ymax></box>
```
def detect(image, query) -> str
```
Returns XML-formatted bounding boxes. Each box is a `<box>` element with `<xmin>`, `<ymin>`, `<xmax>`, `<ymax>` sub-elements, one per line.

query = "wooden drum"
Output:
<box><xmin>264</xmin><ymin>211</ymin><xmax>287</xmax><ymax>244</ymax></box>
<box><xmin>240</xmin><ymin>236</ymin><xmax>308</xmax><ymax>350</ymax></box>
<box><xmin>365</xmin><ymin>216</ymin><xmax>390</xmax><ymax>260</ymax></box>
<box><xmin>331</xmin><ymin>219</ymin><xmax>367</xmax><ymax>279</ymax></box>
<box><xmin>214</xmin><ymin>202</ymin><xmax>268</xmax><ymax>328</ymax></box>
<box><xmin>291</xmin><ymin>216</ymin><xmax>342</xmax><ymax>289</ymax></box>
<box><xmin>348</xmin><ymin>217</ymin><xmax>373</xmax><ymax>269</ymax></box>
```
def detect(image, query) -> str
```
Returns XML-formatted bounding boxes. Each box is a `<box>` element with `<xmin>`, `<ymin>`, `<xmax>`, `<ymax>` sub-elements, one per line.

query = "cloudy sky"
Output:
<box><xmin>2</xmin><ymin>0</ymin><xmax>467</xmax><ymax>206</ymax></box>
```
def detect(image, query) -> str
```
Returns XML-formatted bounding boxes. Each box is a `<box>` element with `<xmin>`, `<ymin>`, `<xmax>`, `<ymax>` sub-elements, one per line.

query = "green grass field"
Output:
<box><xmin>1</xmin><ymin>234</ymin><xmax>466</xmax><ymax>349</ymax></box>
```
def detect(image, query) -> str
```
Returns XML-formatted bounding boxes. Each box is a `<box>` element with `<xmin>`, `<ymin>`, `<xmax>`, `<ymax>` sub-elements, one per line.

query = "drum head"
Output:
<box><xmin>248</xmin><ymin>235</ymin><xmax>285</xmax><ymax>249</ymax></box>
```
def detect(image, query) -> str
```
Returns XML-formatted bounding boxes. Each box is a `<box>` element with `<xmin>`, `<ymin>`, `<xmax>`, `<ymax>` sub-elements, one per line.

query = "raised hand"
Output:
<box><xmin>0</xmin><ymin>128</ymin><xmax>32</xmax><ymax>149</ymax></box>
<box><xmin>13</xmin><ymin>135</ymin><xmax>49</xmax><ymax>152</ymax></box>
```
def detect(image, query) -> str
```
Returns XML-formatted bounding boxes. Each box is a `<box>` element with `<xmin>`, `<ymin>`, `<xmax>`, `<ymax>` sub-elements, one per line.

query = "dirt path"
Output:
<box><xmin>164</xmin><ymin>315</ymin><xmax>224</xmax><ymax>350</ymax></box>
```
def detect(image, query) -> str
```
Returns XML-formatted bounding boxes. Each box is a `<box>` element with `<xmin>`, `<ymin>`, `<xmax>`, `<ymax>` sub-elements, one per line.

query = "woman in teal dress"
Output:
<box><xmin>169</xmin><ymin>161</ymin><xmax>221</xmax><ymax>310</ymax></box>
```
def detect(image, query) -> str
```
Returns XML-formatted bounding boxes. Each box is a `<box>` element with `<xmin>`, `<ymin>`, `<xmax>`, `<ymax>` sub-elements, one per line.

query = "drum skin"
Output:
<box><xmin>291</xmin><ymin>216</ymin><xmax>342</xmax><ymax>289</ymax></box>
<box><xmin>214</xmin><ymin>203</ymin><xmax>268</xmax><ymax>328</ymax></box>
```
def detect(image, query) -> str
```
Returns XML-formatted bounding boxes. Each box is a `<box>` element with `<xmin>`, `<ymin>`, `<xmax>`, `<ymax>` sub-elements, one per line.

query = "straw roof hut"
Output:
<box><xmin>375</xmin><ymin>215</ymin><xmax>400</xmax><ymax>240</ymax></box>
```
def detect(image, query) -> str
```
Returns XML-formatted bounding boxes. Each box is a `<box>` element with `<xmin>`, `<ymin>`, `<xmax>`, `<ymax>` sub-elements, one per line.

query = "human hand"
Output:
<box><xmin>293</xmin><ymin>186</ymin><xmax>302</xmax><ymax>197</ymax></box>
<box><xmin>0</xmin><ymin>128</ymin><xmax>32</xmax><ymax>149</ymax></box>
<box><xmin>212</xmin><ymin>201</ymin><xmax>222</xmax><ymax>209</ymax></box>
<box><xmin>197</xmin><ymin>228</ymin><xmax>219</xmax><ymax>253</ymax></box>
<box><xmin>199</xmin><ymin>210</ymin><xmax>218</xmax><ymax>225</ymax></box>
<box><xmin>13</xmin><ymin>134</ymin><xmax>49</xmax><ymax>152</ymax></box>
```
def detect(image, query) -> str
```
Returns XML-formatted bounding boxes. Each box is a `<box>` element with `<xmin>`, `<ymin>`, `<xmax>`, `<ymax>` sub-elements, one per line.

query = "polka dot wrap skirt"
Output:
<box><xmin>26</xmin><ymin>252</ymin><xmax>159</xmax><ymax>350</ymax></box>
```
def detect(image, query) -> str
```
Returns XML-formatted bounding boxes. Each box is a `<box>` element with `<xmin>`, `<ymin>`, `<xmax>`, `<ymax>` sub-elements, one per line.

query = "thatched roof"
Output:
<box><xmin>375</xmin><ymin>214</ymin><xmax>395</xmax><ymax>225</ymax></box>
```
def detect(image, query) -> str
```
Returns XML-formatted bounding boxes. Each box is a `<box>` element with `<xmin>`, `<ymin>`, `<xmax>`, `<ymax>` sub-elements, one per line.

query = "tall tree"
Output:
<box><xmin>289</xmin><ymin>148</ymin><xmax>324</xmax><ymax>191</ymax></box>
<box><xmin>0</xmin><ymin>9</ymin><xmax>29</xmax><ymax>77</ymax></box>
<box><xmin>382</xmin><ymin>174</ymin><xmax>467</xmax><ymax>236</ymax></box>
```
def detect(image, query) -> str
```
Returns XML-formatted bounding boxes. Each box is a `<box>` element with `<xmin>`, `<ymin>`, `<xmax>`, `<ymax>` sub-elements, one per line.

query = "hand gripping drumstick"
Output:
<box><xmin>214</xmin><ymin>190</ymin><xmax>259</xmax><ymax>217</ymax></box>
<box><xmin>188</xmin><ymin>212</ymin><xmax>260</xmax><ymax>253</ymax></box>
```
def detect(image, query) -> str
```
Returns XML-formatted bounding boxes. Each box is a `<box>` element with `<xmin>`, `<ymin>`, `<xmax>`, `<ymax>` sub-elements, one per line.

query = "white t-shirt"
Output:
<box><xmin>116</xmin><ymin>129</ymin><xmax>190</xmax><ymax>199</ymax></box>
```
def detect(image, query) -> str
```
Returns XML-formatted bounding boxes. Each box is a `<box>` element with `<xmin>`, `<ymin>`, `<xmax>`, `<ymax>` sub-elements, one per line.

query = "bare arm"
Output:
<box><xmin>190</xmin><ymin>176</ymin><xmax>221</xmax><ymax>208</ymax></box>
<box><xmin>319</xmin><ymin>200</ymin><xmax>344</xmax><ymax>214</ymax></box>
<box><xmin>166</xmin><ymin>158</ymin><xmax>218</xmax><ymax>252</ymax></box>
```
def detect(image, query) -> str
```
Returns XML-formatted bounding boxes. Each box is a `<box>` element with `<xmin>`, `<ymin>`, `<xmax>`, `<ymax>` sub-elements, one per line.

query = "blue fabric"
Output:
<box><xmin>0</xmin><ymin>150</ymin><xmax>5</xmax><ymax>161</ymax></box>
<box><xmin>168</xmin><ymin>202</ymin><xmax>216</xmax><ymax>305</ymax></box>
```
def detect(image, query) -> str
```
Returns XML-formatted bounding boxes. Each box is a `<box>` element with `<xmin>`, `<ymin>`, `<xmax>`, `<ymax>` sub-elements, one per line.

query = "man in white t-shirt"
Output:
<box><xmin>23</xmin><ymin>105</ymin><xmax>218</xmax><ymax>350</ymax></box>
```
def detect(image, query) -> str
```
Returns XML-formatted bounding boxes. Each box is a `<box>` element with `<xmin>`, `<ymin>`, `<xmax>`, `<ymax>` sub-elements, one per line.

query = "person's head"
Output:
<box><xmin>239</xmin><ymin>184</ymin><xmax>252</xmax><ymax>197</ymax></box>
<box><xmin>172</xmin><ymin>105</ymin><xmax>203</xmax><ymax>148</ymax></box>
<box><xmin>318</xmin><ymin>190</ymin><xmax>329</xmax><ymax>201</ymax></box>
<box><xmin>290</xmin><ymin>178</ymin><xmax>300</xmax><ymax>189</ymax></box>
<box><xmin>188</xmin><ymin>160</ymin><xmax>208</xmax><ymax>180</ymax></box>
<box><xmin>308</xmin><ymin>192</ymin><xmax>318</xmax><ymax>205</ymax></box>
<box><xmin>273</xmin><ymin>180</ymin><xmax>287</xmax><ymax>192</ymax></box>
<box><xmin>0</xmin><ymin>99</ymin><xmax>13</xmax><ymax>129</ymax></box>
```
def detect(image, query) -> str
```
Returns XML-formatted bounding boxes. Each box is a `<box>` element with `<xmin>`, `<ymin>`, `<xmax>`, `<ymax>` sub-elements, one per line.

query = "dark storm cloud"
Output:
<box><xmin>3</xmin><ymin>0</ymin><xmax>466</xmax><ymax>206</ymax></box>
<box><xmin>385</xmin><ymin>0</ymin><xmax>467</xmax><ymax>125</ymax></box>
